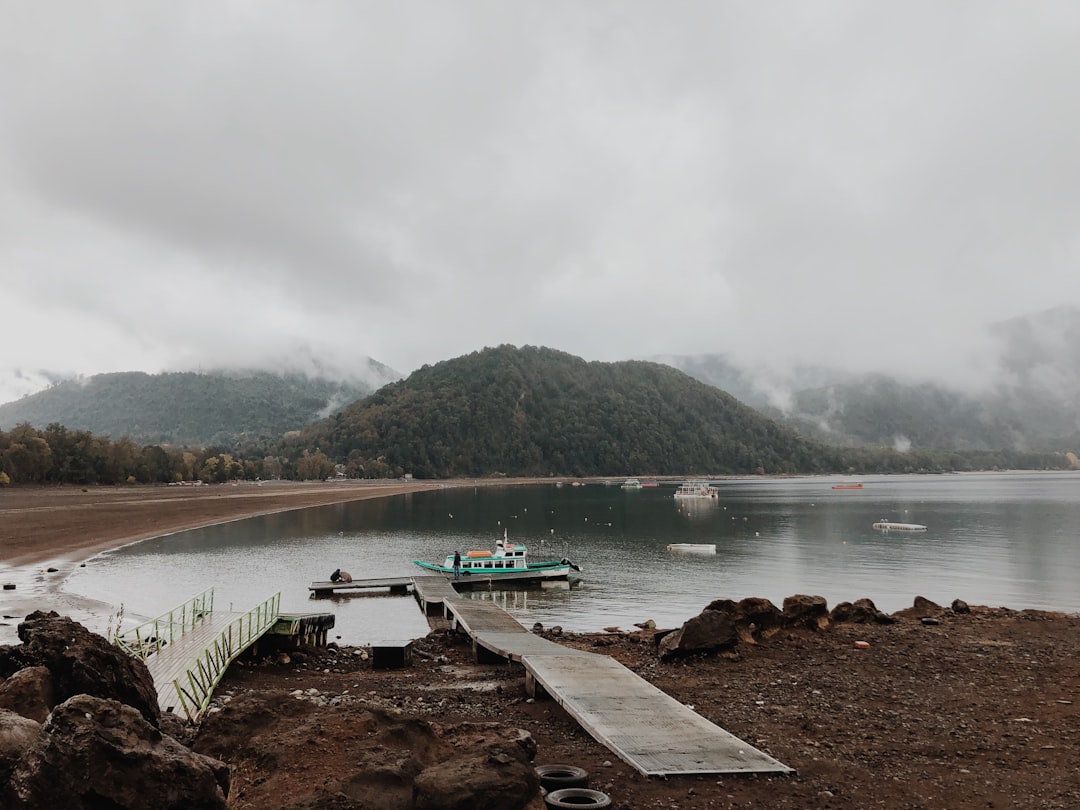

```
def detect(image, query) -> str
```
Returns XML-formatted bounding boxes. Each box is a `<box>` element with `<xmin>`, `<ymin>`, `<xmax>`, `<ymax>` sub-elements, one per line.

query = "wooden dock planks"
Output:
<box><xmin>410</xmin><ymin>574</ymin><xmax>793</xmax><ymax>777</ymax></box>
<box><xmin>523</xmin><ymin>654</ymin><xmax>792</xmax><ymax>776</ymax></box>
<box><xmin>143</xmin><ymin>612</ymin><xmax>244</xmax><ymax>715</ymax></box>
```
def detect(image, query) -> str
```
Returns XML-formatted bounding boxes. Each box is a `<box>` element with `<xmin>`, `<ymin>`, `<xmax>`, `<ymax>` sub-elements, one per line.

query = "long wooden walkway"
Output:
<box><xmin>412</xmin><ymin>576</ymin><xmax>792</xmax><ymax>776</ymax></box>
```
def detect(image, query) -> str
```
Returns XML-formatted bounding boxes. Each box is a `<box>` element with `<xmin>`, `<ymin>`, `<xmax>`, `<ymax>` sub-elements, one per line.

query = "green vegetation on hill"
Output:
<box><xmin>0</xmin><ymin>370</ymin><xmax>383</xmax><ymax>446</ymax></box>
<box><xmin>296</xmin><ymin>345</ymin><xmax>845</xmax><ymax>478</ymax></box>
<box><xmin>1</xmin><ymin>346</ymin><xmax>1072</xmax><ymax>487</ymax></box>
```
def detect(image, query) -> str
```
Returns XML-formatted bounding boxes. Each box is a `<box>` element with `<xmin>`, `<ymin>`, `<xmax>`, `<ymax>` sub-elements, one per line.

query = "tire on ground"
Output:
<box><xmin>535</xmin><ymin>764</ymin><xmax>589</xmax><ymax>791</ymax></box>
<box><xmin>544</xmin><ymin>788</ymin><xmax>612</xmax><ymax>809</ymax></box>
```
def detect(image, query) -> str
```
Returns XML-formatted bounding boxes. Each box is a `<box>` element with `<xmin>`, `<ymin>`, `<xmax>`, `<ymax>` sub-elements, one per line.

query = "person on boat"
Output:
<box><xmin>329</xmin><ymin>569</ymin><xmax>353</xmax><ymax>583</ymax></box>
<box><xmin>453</xmin><ymin>550</ymin><xmax>462</xmax><ymax>580</ymax></box>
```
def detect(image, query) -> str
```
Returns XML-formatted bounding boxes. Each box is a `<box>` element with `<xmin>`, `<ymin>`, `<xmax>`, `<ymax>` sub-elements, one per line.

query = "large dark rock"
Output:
<box><xmin>1</xmin><ymin>612</ymin><xmax>159</xmax><ymax>726</ymax></box>
<box><xmin>7</xmin><ymin>694</ymin><xmax>228</xmax><ymax>810</ymax></box>
<box><xmin>0</xmin><ymin>666</ymin><xmax>56</xmax><ymax>723</ymax></box>
<box><xmin>782</xmin><ymin>594</ymin><xmax>830</xmax><ymax>631</ymax></box>
<box><xmin>0</xmin><ymin>709</ymin><xmax>40</xmax><ymax>788</ymax></box>
<box><xmin>658</xmin><ymin>609</ymin><xmax>739</xmax><ymax>660</ymax></box>
<box><xmin>830</xmin><ymin>598</ymin><xmax>896</xmax><ymax>625</ymax></box>
<box><xmin>951</xmin><ymin>598</ymin><xmax>971</xmax><ymax>614</ymax></box>
<box><xmin>413</xmin><ymin>745</ymin><xmax>539</xmax><ymax>810</ymax></box>
<box><xmin>894</xmin><ymin>595</ymin><xmax>945</xmax><ymax>620</ymax></box>
<box><xmin>705</xmin><ymin>597</ymin><xmax>785</xmax><ymax>643</ymax></box>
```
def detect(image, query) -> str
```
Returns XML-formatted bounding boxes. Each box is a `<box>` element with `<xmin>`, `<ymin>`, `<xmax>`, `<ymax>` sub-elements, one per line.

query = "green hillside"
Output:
<box><xmin>0</xmin><ymin>369</ymin><xmax>393</xmax><ymax>446</ymax></box>
<box><xmin>296</xmin><ymin>345</ymin><xmax>845</xmax><ymax>478</ymax></box>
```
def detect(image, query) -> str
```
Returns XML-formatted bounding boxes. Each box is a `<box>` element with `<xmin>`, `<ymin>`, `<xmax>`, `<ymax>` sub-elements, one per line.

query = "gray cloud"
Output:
<box><xmin>2</xmin><ymin>2</ymin><xmax>1079</xmax><ymax>403</ymax></box>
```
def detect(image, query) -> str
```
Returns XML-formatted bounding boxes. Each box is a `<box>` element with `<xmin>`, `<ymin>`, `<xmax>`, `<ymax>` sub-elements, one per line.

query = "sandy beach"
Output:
<box><xmin>0</xmin><ymin>480</ymin><xmax>438</xmax><ymax>644</ymax></box>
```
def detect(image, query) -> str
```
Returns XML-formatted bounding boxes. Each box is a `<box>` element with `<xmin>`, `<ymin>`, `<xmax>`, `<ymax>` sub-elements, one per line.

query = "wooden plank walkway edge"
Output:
<box><xmin>521</xmin><ymin>653</ymin><xmax>793</xmax><ymax>776</ymax></box>
<box><xmin>410</xmin><ymin>575</ymin><xmax>794</xmax><ymax>777</ymax></box>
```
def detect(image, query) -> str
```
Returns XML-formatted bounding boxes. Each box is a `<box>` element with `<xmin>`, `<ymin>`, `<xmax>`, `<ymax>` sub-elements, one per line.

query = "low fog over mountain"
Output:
<box><xmin>656</xmin><ymin>307</ymin><xmax>1080</xmax><ymax>452</ymax></box>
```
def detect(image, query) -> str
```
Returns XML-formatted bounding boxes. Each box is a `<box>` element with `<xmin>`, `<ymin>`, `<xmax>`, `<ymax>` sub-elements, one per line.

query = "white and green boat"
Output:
<box><xmin>413</xmin><ymin>530</ymin><xmax>579</xmax><ymax>584</ymax></box>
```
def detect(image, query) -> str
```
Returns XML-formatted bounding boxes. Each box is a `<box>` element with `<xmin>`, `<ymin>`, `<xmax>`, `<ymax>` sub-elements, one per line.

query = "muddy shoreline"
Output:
<box><xmin>0</xmin><ymin>480</ymin><xmax>443</xmax><ymax>644</ymax></box>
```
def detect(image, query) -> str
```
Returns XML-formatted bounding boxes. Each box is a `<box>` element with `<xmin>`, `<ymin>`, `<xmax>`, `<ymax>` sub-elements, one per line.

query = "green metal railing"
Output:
<box><xmin>172</xmin><ymin>591</ymin><xmax>281</xmax><ymax>720</ymax></box>
<box><xmin>112</xmin><ymin>588</ymin><xmax>215</xmax><ymax>659</ymax></box>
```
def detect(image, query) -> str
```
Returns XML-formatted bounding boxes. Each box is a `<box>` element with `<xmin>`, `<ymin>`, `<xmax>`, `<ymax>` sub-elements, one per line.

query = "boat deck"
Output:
<box><xmin>410</xmin><ymin>576</ymin><xmax>792</xmax><ymax>776</ymax></box>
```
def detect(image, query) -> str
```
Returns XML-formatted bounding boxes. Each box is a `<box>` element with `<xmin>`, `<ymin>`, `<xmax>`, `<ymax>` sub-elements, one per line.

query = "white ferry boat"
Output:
<box><xmin>673</xmin><ymin>480</ymin><xmax>719</xmax><ymax>499</ymax></box>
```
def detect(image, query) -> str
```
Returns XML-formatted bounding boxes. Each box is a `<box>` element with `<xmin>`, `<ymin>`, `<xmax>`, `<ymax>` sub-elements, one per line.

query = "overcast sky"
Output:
<box><xmin>2</xmin><ymin>2</ymin><xmax>1079</xmax><ymax>404</ymax></box>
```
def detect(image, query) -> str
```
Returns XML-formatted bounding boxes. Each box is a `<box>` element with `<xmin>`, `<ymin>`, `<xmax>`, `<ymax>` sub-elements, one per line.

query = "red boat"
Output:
<box><xmin>832</xmin><ymin>483</ymin><xmax>864</xmax><ymax>490</ymax></box>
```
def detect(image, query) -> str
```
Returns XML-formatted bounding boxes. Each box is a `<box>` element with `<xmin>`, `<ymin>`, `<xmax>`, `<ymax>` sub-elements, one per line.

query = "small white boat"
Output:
<box><xmin>667</xmin><ymin>543</ymin><xmax>717</xmax><ymax>554</ymax></box>
<box><xmin>621</xmin><ymin>478</ymin><xmax>642</xmax><ymax>490</ymax></box>
<box><xmin>674</xmin><ymin>480</ymin><xmax>718</xmax><ymax>499</ymax></box>
<box><xmin>872</xmin><ymin>521</ymin><xmax>927</xmax><ymax>532</ymax></box>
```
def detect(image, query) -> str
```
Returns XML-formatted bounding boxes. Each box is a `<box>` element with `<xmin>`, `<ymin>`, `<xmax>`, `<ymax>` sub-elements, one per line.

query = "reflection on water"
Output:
<box><xmin>64</xmin><ymin>472</ymin><xmax>1080</xmax><ymax>645</ymax></box>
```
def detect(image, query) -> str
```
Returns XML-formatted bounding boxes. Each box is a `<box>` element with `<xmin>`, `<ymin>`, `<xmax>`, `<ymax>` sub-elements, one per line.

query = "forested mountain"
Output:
<box><xmin>297</xmin><ymin>345</ymin><xmax>850</xmax><ymax>478</ymax></box>
<box><xmin>0</xmin><ymin>366</ymin><xmax>399</xmax><ymax>446</ymax></box>
<box><xmin>2</xmin><ymin>346</ymin><xmax>1068</xmax><ymax>486</ymax></box>
<box><xmin>659</xmin><ymin>306</ymin><xmax>1080</xmax><ymax>453</ymax></box>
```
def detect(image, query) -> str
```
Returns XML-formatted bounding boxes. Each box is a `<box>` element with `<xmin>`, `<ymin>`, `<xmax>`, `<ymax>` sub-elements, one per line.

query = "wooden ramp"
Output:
<box><xmin>142</xmin><ymin>610</ymin><xmax>246</xmax><ymax>716</ymax></box>
<box><xmin>411</xmin><ymin>576</ymin><xmax>792</xmax><ymax>776</ymax></box>
<box><xmin>114</xmin><ymin>589</ymin><xmax>282</xmax><ymax>720</ymax></box>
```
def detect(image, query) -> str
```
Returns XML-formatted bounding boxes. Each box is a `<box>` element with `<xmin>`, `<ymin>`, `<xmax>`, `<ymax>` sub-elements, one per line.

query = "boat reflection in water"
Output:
<box><xmin>675</xmin><ymin>497</ymin><xmax>720</xmax><ymax>520</ymax></box>
<box><xmin>460</xmin><ymin>579</ymin><xmax>574</xmax><ymax>613</ymax></box>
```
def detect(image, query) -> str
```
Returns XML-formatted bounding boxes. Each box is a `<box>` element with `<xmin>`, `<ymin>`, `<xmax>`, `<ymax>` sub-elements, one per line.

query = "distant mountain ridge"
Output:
<box><xmin>0</xmin><ymin>362</ymin><xmax>401</xmax><ymax>446</ymax></box>
<box><xmin>295</xmin><ymin>344</ymin><xmax>844</xmax><ymax>478</ymax></box>
<box><xmin>656</xmin><ymin>306</ymin><xmax>1080</xmax><ymax>452</ymax></box>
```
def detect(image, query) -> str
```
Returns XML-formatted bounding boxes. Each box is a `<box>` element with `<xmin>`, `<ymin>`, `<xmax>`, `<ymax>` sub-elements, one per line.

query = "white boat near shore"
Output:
<box><xmin>872</xmin><ymin>521</ymin><xmax>927</xmax><ymax>532</ymax></box>
<box><xmin>666</xmin><ymin>543</ymin><xmax>717</xmax><ymax>554</ymax></box>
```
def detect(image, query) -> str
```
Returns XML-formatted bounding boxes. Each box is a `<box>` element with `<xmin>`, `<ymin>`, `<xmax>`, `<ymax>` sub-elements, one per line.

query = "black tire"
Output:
<box><xmin>544</xmin><ymin>788</ymin><xmax>612</xmax><ymax>809</ymax></box>
<box><xmin>535</xmin><ymin>764</ymin><xmax>589</xmax><ymax>791</ymax></box>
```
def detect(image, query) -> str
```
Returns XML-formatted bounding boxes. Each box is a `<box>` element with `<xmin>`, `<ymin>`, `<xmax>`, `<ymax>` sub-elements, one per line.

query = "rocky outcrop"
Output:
<box><xmin>7</xmin><ymin>694</ymin><xmax>229</xmax><ymax>810</ymax></box>
<box><xmin>894</xmin><ymin>595</ymin><xmax>946</xmax><ymax>620</ymax></box>
<box><xmin>658</xmin><ymin>609</ymin><xmax>738</xmax><ymax>660</ymax></box>
<box><xmin>704</xmin><ymin>597</ymin><xmax>786</xmax><ymax>643</ymax></box>
<box><xmin>830</xmin><ymin>598</ymin><xmax>896</xmax><ymax>625</ymax></box>
<box><xmin>660</xmin><ymin>594</ymin><xmax>844</xmax><ymax>659</ymax></box>
<box><xmin>0</xmin><ymin>611</ymin><xmax>159</xmax><ymax>726</ymax></box>
<box><xmin>0</xmin><ymin>710</ymin><xmax>40</xmax><ymax>787</ymax></box>
<box><xmin>782</xmin><ymin>594</ymin><xmax>830</xmax><ymax>631</ymax></box>
<box><xmin>0</xmin><ymin>666</ymin><xmax>55</xmax><ymax>723</ymax></box>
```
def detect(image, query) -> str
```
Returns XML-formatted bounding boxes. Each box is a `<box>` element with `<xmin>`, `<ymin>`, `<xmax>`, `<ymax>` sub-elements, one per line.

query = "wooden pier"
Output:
<box><xmin>411</xmin><ymin>576</ymin><xmax>793</xmax><ymax>776</ymax></box>
<box><xmin>309</xmin><ymin>576</ymin><xmax>413</xmax><ymax>597</ymax></box>
<box><xmin>115</xmin><ymin>589</ymin><xmax>333</xmax><ymax>720</ymax></box>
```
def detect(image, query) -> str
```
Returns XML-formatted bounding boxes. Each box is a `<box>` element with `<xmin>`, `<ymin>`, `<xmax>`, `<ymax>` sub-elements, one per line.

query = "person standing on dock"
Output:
<box><xmin>453</xmin><ymin>550</ymin><xmax>461</xmax><ymax>580</ymax></box>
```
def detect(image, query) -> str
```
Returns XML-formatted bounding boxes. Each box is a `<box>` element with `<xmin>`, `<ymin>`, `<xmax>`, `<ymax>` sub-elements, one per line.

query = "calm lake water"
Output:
<box><xmin>65</xmin><ymin>472</ymin><xmax>1080</xmax><ymax>645</ymax></box>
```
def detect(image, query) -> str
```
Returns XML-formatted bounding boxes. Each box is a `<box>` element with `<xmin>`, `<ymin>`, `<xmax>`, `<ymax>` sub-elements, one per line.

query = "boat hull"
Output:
<box><xmin>412</xmin><ymin>560</ymin><xmax>573</xmax><ymax>585</ymax></box>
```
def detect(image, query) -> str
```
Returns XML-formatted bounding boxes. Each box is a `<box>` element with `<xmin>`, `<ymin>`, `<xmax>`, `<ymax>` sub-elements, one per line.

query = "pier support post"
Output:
<box><xmin>525</xmin><ymin>671</ymin><xmax>548</xmax><ymax>700</ymax></box>
<box><xmin>473</xmin><ymin>641</ymin><xmax>505</xmax><ymax>665</ymax></box>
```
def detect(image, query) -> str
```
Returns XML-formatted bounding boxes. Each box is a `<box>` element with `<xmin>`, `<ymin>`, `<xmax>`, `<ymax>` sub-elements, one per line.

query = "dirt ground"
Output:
<box><xmin>3</xmin><ymin>484</ymin><xmax>1079</xmax><ymax>808</ymax></box>
<box><xmin>200</xmin><ymin>604</ymin><xmax>1080</xmax><ymax>810</ymax></box>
